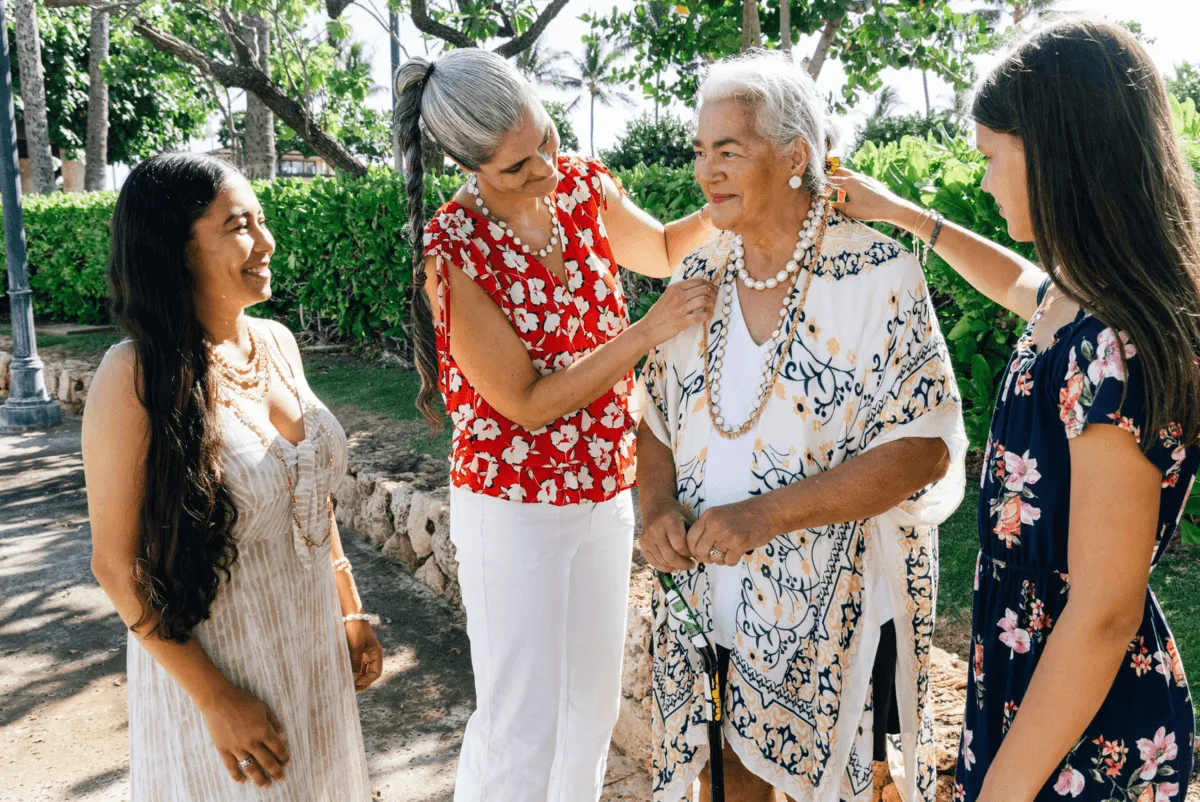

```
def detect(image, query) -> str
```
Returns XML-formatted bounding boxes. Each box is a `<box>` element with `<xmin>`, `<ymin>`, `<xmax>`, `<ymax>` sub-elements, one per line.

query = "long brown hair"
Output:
<box><xmin>974</xmin><ymin>18</ymin><xmax>1200</xmax><ymax>447</ymax></box>
<box><xmin>108</xmin><ymin>153</ymin><xmax>240</xmax><ymax>642</ymax></box>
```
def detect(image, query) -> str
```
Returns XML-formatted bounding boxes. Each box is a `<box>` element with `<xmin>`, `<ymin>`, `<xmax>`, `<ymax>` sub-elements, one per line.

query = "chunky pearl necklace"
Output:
<box><xmin>706</xmin><ymin>196</ymin><xmax>834</xmax><ymax>439</ymax></box>
<box><xmin>466</xmin><ymin>174</ymin><xmax>561</xmax><ymax>259</ymax></box>
<box><xmin>733</xmin><ymin>196</ymin><xmax>826</xmax><ymax>291</ymax></box>
<box><xmin>207</xmin><ymin>325</ymin><xmax>271</xmax><ymax>403</ymax></box>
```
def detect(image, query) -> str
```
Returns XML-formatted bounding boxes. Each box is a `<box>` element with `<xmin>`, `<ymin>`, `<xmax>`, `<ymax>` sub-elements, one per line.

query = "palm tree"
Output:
<box><xmin>563</xmin><ymin>37</ymin><xmax>633</xmax><ymax>156</ymax></box>
<box><xmin>871</xmin><ymin>85</ymin><xmax>901</xmax><ymax>121</ymax></box>
<box><xmin>515</xmin><ymin>41</ymin><xmax>574</xmax><ymax>91</ymax></box>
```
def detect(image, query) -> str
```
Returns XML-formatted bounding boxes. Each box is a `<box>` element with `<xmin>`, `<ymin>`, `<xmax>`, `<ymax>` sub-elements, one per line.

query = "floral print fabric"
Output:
<box><xmin>641</xmin><ymin>216</ymin><xmax>968</xmax><ymax>802</ymax></box>
<box><xmin>957</xmin><ymin>281</ymin><xmax>1197</xmax><ymax>801</ymax></box>
<box><xmin>423</xmin><ymin>156</ymin><xmax>636</xmax><ymax>505</ymax></box>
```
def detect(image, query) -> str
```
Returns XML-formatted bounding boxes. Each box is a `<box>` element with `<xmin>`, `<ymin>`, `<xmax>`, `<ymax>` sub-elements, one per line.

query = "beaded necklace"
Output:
<box><xmin>704</xmin><ymin>196</ymin><xmax>834</xmax><ymax>440</ymax></box>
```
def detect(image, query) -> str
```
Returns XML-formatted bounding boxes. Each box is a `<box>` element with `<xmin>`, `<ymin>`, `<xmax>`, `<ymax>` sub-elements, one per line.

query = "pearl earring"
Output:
<box><xmin>788</xmin><ymin>175</ymin><xmax>803</xmax><ymax>190</ymax></box>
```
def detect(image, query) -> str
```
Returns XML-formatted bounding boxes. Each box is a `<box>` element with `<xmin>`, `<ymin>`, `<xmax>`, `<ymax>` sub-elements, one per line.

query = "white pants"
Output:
<box><xmin>450</xmin><ymin>488</ymin><xmax>635</xmax><ymax>802</ymax></box>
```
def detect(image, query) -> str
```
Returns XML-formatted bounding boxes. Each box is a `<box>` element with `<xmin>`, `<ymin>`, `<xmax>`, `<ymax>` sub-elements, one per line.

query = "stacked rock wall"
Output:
<box><xmin>0</xmin><ymin>352</ymin><xmax>95</xmax><ymax>413</ymax></box>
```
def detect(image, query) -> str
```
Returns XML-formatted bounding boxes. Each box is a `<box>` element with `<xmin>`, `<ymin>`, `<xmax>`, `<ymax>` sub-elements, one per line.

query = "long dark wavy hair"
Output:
<box><xmin>108</xmin><ymin>153</ymin><xmax>241</xmax><ymax>643</ymax></box>
<box><xmin>974</xmin><ymin>17</ymin><xmax>1200</xmax><ymax>448</ymax></box>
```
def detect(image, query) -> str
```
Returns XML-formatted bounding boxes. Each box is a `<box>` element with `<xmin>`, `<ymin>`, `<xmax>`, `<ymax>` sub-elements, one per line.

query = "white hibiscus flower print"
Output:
<box><xmin>470</xmin><ymin>417</ymin><xmax>502</xmax><ymax>441</ymax></box>
<box><xmin>508</xmin><ymin>282</ymin><xmax>526</xmax><ymax>305</ymax></box>
<box><xmin>600</xmin><ymin>401</ymin><xmax>624</xmax><ymax>429</ymax></box>
<box><xmin>527</xmin><ymin>278</ymin><xmax>548</xmax><ymax>305</ymax></box>
<box><xmin>557</xmin><ymin>194</ymin><xmax>578</xmax><ymax>214</ymax></box>
<box><xmin>537</xmin><ymin>479</ymin><xmax>558</xmax><ymax>503</ymax></box>
<box><xmin>551</xmin><ymin>424</ymin><xmax>580</xmax><ymax>452</ymax></box>
<box><xmin>576</xmin><ymin>227</ymin><xmax>595</xmax><ymax>249</ymax></box>
<box><xmin>602</xmin><ymin>475</ymin><xmax>617</xmax><ymax>494</ymax></box>
<box><xmin>543</xmin><ymin>313</ymin><xmax>562</xmax><ymax>333</ymax></box>
<box><xmin>501</xmin><ymin>247</ymin><xmax>529</xmax><ymax>272</ymax></box>
<box><xmin>504</xmin><ymin>484</ymin><xmax>527</xmax><ymax>502</ymax></box>
<box><xmin>586</xmin><ymin>254</ymin><xmax>610</xmax><ymax>275</ymax></box>
<box><xmin>571</xmin><ymin>177</ymin><xmax>591</xmax><ymax>204</ymax></box>
<box><xmin>488</xmin><ymin>221</ymin><xmax>506</xmax><ymax>240</ymax></box>
<box><xmin>588</xmin><ymin>437</ymin><xmax>614</xmax><ymax>471</ymax></box>
<box><xmin>502</xmin><ymin>436</ymin><xmax>531</xmax><ymax>466</ymax></box>
<box><xmin>578</xmin><ymin>465</ymin><xmax>595</xmax><ymax>490</ymax></box>
<box><xmin>451</xmin><ymin>403</ymin><xmax>475</xmax><ymax>430</ymax></box>
<box><xmin>513</xmin><ymin>308</ymin><xmax>539</xmax><ymax>334</ymax></box>
<box><xmin>593</xmin><ymin>277</ymin><xmax>611</xmax><ymax>302</ymax></box>
<box><xmin>597</xmin><ymin>310</ymin><xmax>623</xmax><ymax>337</ymax></box>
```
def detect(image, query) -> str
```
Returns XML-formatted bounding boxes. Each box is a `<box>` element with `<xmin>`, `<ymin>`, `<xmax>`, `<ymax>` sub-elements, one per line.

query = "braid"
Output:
<box><xmin>395</xmin><ymin>58</ymin><xmax>442</xmax><ymax>429</ymax></box>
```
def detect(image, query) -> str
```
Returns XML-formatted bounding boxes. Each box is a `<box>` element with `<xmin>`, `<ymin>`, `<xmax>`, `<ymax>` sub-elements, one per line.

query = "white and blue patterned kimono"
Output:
<box><xmin>640</xmin><ymin>213</ymin><xmax>968</xmax><ymax>802</ymax></box>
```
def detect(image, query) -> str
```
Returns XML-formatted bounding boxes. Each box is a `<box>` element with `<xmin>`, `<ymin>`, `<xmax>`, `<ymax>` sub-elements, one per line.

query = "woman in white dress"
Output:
<box><xmin>638</xmin><ymin>53</ymin><xmax>967</xmax><ymax>802</ymax></box>
<box><xmin>83</xmin><ymin>153</ymin><xmax>381</xmax><ymax>800</ymax></box>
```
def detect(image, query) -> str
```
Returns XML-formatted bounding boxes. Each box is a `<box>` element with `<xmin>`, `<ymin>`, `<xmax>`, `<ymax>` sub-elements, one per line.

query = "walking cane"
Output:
<box><xmin>657</xmin><ymin>571</ymin><xmax>725</xmax><ymax>802</ymax></box>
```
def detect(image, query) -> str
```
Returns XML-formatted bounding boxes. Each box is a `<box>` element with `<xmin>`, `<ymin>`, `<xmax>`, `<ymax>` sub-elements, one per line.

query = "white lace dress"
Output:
<box><xmin>126</xmin><ymin>346</ymin><xmax>371</xmax><ymax>801</ymax></box>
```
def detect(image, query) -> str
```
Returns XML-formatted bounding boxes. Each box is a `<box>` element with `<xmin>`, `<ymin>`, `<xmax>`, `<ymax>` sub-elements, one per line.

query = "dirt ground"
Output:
<box><xmin>0</xmin><ymin>415</ymin><xmax>646</xmax><ymax>802</ymax></box>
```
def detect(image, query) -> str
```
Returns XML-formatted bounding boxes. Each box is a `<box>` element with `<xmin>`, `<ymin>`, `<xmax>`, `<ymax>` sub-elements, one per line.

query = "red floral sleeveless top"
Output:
<box><xmin>424</xmin><ymin>156</ymin><xmax>636</xmax><ymax>505</ymax></box>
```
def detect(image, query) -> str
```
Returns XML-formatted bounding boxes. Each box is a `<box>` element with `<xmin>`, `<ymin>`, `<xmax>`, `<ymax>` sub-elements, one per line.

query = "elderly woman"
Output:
<box><xmin>638</xmin><ymin>53</ymin><xmax>968</xmax><ymax>802</ymax></box>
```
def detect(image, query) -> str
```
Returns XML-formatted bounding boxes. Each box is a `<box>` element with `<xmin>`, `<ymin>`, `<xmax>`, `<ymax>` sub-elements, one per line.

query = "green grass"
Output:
<box><xmin>0</xmin><ymin>324</ymin><xmax>122</xmax><ymax>360</ymax></box>
<box><xmin>937</xmin><ymin>481</ymin><xmax>1200</xmax><ymax>719</ymax></box>
<box><xmin>304</xmin><ymin>354</ymin><xmax>451</xmax><ymax>457</ymax></box>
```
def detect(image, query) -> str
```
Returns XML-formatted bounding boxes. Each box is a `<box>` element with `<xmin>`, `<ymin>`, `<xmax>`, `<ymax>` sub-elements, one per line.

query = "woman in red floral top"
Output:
<box><xmin>395</xmin><ymin>49</ymin><xmax>717</xmax><ymax>801</ymax></box>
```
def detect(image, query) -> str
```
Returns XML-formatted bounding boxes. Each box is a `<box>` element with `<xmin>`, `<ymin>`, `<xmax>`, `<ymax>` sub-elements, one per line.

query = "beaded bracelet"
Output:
<box><xmin>342</xmin><ymin>613</ymin><xmax>378</xmax><ymax>625</ymax></box>
<box><xmin>917</xmin><ymin>211</ymin><xmax>946</xmax><ymax>267</ymax></box>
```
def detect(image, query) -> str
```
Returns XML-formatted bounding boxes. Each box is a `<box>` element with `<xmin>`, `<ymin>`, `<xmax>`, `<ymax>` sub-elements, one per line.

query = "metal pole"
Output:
<box><xmin>390</xmin><ymin>9</ymin><xmax>402</xmax><ymax>173</ymax></box>
<box><xmin>0</xmin><ymin>0</ymin><xmax>59</xmax><ymax>431</ymax></box>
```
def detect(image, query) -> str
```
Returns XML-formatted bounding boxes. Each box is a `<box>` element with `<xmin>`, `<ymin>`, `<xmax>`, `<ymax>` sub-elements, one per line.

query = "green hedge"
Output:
<box><xmin>8</xmin><ymin>95</ymin><xmax>1199</xmax><ymax>450</ymax></box>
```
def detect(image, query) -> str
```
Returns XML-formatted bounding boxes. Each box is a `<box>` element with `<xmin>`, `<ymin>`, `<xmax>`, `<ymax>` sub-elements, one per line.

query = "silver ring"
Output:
<box><xmin>709</xmin><ymin>547</ymin><xmax>725</xmax><ymax>560</ymax></box>
<box><xmin>238</xmin><ymin>758</ymin><xmax>255</xmax><ymax>770</ymax></box>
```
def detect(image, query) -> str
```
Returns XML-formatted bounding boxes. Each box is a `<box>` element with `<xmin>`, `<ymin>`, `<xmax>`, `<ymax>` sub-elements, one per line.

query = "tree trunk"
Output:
<box><xmin>242</xmin><ymin>14</ymin><xmax>275</xmax><ymax>179</ymax></box>
<box><xmin>84</xmin><ymin>7</ymin><xmax>109</xmax><ymax>191</ymax></box>
<box><xmin>806</xmin><ymin>15</ymin><xmax>842</xmax><ymax>80</ymax></box>
<box><xmin>780</xmin><ymin>0</ymin><xmax>791</xmax><ymax>56</ymax></box>
<box><xmin>922</xmin><ymin>70</ymin><xmax>931</xmax><ymax>119</ymax></box>
<box><xmin>589</xmin><ymin>93</ymin><xmax>596</xmax><ymax>156</ymax></box>
<box><xmin>741</xmin><ymin>0</ymin><xmax>761</xmax><ymax>51</ymax></box>
<box><xmin>13</xmin><ymin>0</ymin><xmax>55</xmax><ymax>193</ymax></box>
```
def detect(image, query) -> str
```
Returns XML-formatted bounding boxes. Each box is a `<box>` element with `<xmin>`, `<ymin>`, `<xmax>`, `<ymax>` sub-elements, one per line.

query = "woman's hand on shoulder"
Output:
<box><xmin>828</xmin><ymin>167</ymin><xmax>917</xmax><ymax>228</ymax></box>
<box><xmin>633</xmin><ymin>277</ymin><xmax>718</xmax><ymax>348</ymax></box>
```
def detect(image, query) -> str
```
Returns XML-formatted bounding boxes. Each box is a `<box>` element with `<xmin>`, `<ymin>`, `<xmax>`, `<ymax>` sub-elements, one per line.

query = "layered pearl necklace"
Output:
<box><xmin>733</xmin><ymin>196</ymin><xmax>826</xmax><ymax>291</ymax></box>
<box><xmin>466</xmin><ymin>174</ymin><xmax>561</xmax><ymax>259</ymax></box>
<box><xmin>706</xmin><ymin>195</ymin><xmax>834</xmax><ymax>439</ymax></box>
<box><xmin>208</xmin><ymin>325</ymin><xmax>271</xmax><ymax>402</ymax></box>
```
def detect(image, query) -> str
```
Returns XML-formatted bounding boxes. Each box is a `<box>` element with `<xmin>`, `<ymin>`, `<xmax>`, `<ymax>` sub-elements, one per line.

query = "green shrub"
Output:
<box><xmin>601</xmin><ymin>113</ymin><xmax>695</xmax><ymax>172</ymax></box>
<box><xmin>851</xmin><ymin>111</ymin><xmax>969</xmax><ymax>154</ymax></box>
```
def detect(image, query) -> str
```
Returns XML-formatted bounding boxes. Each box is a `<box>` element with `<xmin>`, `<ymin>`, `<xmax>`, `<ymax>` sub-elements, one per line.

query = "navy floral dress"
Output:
<box><xmin>956</xmin><ymin>280</ymin><xmax>1197</xmax><ymax>802</ymax></box>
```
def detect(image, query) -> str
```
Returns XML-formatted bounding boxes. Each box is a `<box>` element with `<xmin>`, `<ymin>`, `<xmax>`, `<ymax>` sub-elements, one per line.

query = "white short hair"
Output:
<box><xmin>698</xmin><ymin>51</ymin><xmax>833</xmax><ymax>192</ymax></box>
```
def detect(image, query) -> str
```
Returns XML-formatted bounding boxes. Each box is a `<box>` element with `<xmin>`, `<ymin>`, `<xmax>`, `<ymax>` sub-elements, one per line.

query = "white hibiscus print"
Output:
<box><xmin>537</xmin><ymin>479</ymin><xmax>558</xmax><ymax>504</ymax></box>
<box><xmin>447</xmin><ymin>368</ymin><xmax>463</xmax><ymax>393</ymax></box>
<box><xmin>552</xmin><ymin>352</ymin><xmax>575</xmax><ymax>371</ymax></box>
<box><xmin>554</xmin><ymin>285</ymin><xmax>572</xmax><ymax>307</ymax></box>
<box><xmin>586</xmin><ymin>254</ymin><xmax>610</xmax><ymax>275</ymax></box>
<box><xmin>551</xmin><ymin>424</ymin><xmax>580</xmax><ymax>452</ymax></box>
<box><xmin>472</xmin><ymin>237</ymin><xmax>491</xmax><ymax>259</ymax></box>
<box><xmin>602</xmin><ymin>475</ymin><xmax>617</xmax><ymax>494</ymax></box>
<box><xmin>527</xmin><ymin>278</ymin><xmax>548</xmax><ymax>305</ymax></box>
<box><xmin>600</xmin><ymin>401</ymin><xmax>624</xmax><ymax>429</ymax></box>
<box><xmin>470</xmin><ymin>417</ymin><xmax>502</xmax><ymax>441</ymax></box>
<box><xmin>593</xmin><ymin>277</ymin><xmax>611</xmax><ymax>302</ymax></box>
<box><xmin>504</xmin><ymin>484</ymin><xmax>527</xmax><ymax>502</ymax></box>
<box><xmin>576</xmin><ymin>227</ymin><xmax>595</xmax><ymax>249</ymax></box>
<box><xmin>571</xmin><ymin>177</ymin><xmax>591</xmax><ymax>204</ymax></box>
<box><xmin>588</xmin><ymin>437</ymin><xmax>614</xmax><ymax>471</ymax></box>
<box><xmin>597</xmin><ymin>310</ymin><xmax>623</xmax><ymax>337</ymax></box>
<box><xmin>508</xmin><ymin>282</ymin><xmax>526</xmax><ymax>305</ymax></box>
<box><xmin>502</xmin><ymin>436</ymin><xmax>531</xmax><ymax>466</ymax></box>
<box><xmin>543</xmin><ymin>313</ymin><xmax>562</xmax><ymax>333</ymax></box>
<box><xmin>487</xmin><ymin>221</ymin><xmax>506</xmax><ymax>240</ymax></box>
<box><xmin>501</xmin><ymin>247</ymin><xmax>529</xmax><ymax>272</ymax></box>
<box><xmin>513</xmin><ymin>308</ymin><xmax>539</xmax><ymax>334</ymax></box>
<box><xmin>557</xmin><ymin>194</ymin><xmax>578</xmax><ymax>214</ymax></box>
<box><xmin>578</xmin><ymin>465</ymin><xmax>595</xmax><ymax>490</ymax></box>
<box><xmin>451</xmin><ymin>403</ymin><xmax>475</xmax><ymax>430</ymax></box>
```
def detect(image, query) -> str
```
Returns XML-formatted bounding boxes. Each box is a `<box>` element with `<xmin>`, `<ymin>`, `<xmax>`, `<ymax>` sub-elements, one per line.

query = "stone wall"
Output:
<box><xmin>0</xmin><ymin>352</ymin><xmax>95</xmax><ymax>413</ymax></box>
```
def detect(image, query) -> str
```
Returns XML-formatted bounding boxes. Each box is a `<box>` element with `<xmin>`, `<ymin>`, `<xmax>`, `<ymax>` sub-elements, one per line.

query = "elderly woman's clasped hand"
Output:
<box><xmin>641</xmin><ymin>497</ymin><xmax>775</xmax><ymax>571</ymax></box>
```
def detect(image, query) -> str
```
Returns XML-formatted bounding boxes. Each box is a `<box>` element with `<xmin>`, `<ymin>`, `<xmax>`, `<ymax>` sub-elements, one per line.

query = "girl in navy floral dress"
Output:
<box><xmin>832</xmin><ymin>18</ymin><xmax>1200</xmax><ymax>802</ymax></box>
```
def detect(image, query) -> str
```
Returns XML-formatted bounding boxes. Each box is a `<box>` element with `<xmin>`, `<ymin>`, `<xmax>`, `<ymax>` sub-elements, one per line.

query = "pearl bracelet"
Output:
<box><xmin>342</xmin><ymin>613</ymin><xmax>378</xmax><ymax>625</ymax></box>
<box><xmin>332</xmin><ymin>557</ymin><xmax>353</xmax><ymax>573</ymax></box>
